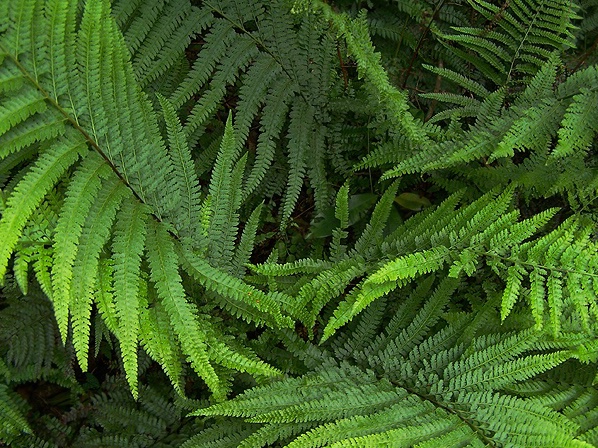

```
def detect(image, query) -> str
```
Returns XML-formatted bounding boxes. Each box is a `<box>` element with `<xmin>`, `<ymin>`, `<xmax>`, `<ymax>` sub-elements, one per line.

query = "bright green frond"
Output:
<box><xmin>71</xmin><ymin>175</ymin><xmax>129</xmax><ymax>336</ymax></box>
<box><xmin>112</xmin><ymin>198</ymin><xmax>149</xmax><ymax>398</ymax></box>
<box><xmin>140</xmin><ymin>303</ymin><xmax>184</xmax><ymax>395</ymax></box>
<box><xmin>145</xmin><ymin>219</ymin><xmax>222</xmax><ymax>400</ymax></box>
<box><xmin>0</xmin><ymin>133</ymin><xmax>86</xmax><ymax>282</ymax></box>
<box><xmin>52</xmin><ymin>151</ymin><xmax>112</xmax><ymax>347</ymax></box>
<box><xmin>553</xmin><ymin>87</ymin><xmax>598</xmax><ymax>158</ymax></box>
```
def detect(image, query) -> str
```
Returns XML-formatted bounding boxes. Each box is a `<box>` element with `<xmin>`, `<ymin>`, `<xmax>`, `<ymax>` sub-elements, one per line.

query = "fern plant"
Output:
<box><xmin>252</xmin><ymin>185</ymin><xmax>598</xmax><ymax>341</ymax></box>
<box><xmin>186</xmin><ymin>282</ymin><xmax>597</xmax><ymax>447</ymax></box>
<box><xmin>0</xmin><ymin>0</ymin><xmax>293</xmax><ymax>401</ymax></box>
<box><xmin>0</xmin><ymin>280</ymin><xmax>206</xmax><ymax>448</ymax></box>
<box><xmin>160</xmin><ymin>0</ymin><xmax>354</xmax><ymax>222</ymax></box>
<box><xmin>1</xmin><ymin>0</ymin><xmax>598</xmax><ymax>446</ymax></box>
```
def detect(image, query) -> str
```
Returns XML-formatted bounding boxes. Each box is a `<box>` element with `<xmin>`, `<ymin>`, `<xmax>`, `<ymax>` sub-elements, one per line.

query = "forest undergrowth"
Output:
<box><xmin>1</xmin><ymin>0</ymin><xmax>598</xmax><ymax>446</ymax></box>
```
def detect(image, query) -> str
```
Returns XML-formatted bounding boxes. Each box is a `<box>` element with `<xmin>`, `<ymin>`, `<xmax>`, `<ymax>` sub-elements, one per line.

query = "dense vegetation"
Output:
<box><xmin>1</xmin><ymin>0</ymin><xmax>598</xmax><ymax>446</ymax></box>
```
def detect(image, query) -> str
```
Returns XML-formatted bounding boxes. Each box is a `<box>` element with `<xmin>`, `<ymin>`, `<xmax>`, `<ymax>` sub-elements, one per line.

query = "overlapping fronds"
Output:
<box><xmin>166</xmin><ymin>0</ymin><xmax>358</xmax><ymax>221</ymax></box>
<box><xmin>365</xmin><ymin>55</ymin><xmax>598</xmax><ymax>208</ymax></box>
<box><xmin>189</xmin><ymin>288</ymin><xmax>594</xmax><ymax>447</ymax></box>
<box><xmin>0</xmin><ymin>0</ymin><xmax>290</xmax><ymax>400</ymax></box>
<box><xmin>1</xmin><ymin>0</ymin><xmax>597</xmax><ymax>445</ymax></box>
<box><xmin>437</xmin><ymin>0</ymin><xmax>578</xmax><ymax>87</ymax></box>
<box><xmin>253</xmin><ymin>187</ymin><xmax>598</xmax><ymax>341</ymax></box>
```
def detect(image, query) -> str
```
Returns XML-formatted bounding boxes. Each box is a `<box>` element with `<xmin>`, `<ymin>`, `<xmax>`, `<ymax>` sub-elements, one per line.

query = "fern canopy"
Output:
<box><xmin>1</xmin><ymin>0</ymin><xmax>598</xmax><ymax>446</ymax></box>
<box><xmin>0</xmin><ymin>0</ymin><xmax>289</xmax><ymax>400</ymax></box>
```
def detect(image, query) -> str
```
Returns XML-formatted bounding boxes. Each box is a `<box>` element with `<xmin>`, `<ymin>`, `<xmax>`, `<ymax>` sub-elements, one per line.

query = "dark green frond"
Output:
<box><xmin>192</xmin><ymin>292</ymin><xmax>591</xmax><ymax>447</ymax></box>
<box><xmin>156</xmin><ymin>93</ymin><xmax>202</xmax><ymax>239</ymax></box>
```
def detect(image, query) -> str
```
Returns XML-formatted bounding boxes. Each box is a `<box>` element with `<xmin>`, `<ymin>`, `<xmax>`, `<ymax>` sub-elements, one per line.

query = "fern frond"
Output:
<box><xmin>353</xmin><ymin>180</ymin><xmax>399</xmax><ymax>254</ymax></box>
<box><xmin>0</xmin><ymin>286</ymin><xmax>60</xmax><ymax>382</ymax></box>
<box><xmin>232</xmin><ymin>203</ymin><xmax>264</xmax><ymax>276</ymax></box>
<box><xmin>0</xmin><ymin>133</ymin><xmax>86</xmax><ymax>282</ymax></box>
<box><xmin>367</xmin><ymin>247</ymin><xmax>452</xmax><ymax>285</ymax></box>
<box><xmin>95</xmin><ymin>258</ymin><xmax>119</xmax><ymax>337</ymax></box>
<box><xmin>52</xmin><ymin>152</ymin><xmax>111</xmax><ymax>349</ymax></box>
<box><xmin>179</xmin><ymin>422</ymin><xmax>258</xmax><ymax>448</ymax></box>
<box><xmin>329</xmin><ymin>184</ymin><xmax>350</xmax><ymax>261</ymax></box>
<box><xmin>422</xmin><ymin>64</ymin><xmax>491</xmax><ymax>98</ymax></box>
<box><xmin>296</xmin><ymin>2</ymin><xmax>429</xmax><ymax>146</ymax></box>
<box><xmin>319</xmin><ymin>249</ymin><xmax>453</xmax><ymax>343</ymax></box>
<box><xmin>243</xmin><ymin>76</ymin><xmax>295</xmax><ymax>198</ymax></box>
<box><xmin>0</xmin><ymin>383</ymin><xmax>31</xmax><ymax>443</ymax></box>
<box><xmin>169</xmin><ymin>19</ymin><xmax>235</xmax><ymax>108</ymax></box>
<box><xmin>234</xmin><ymin>54</ymin><xmax>281</xmax><ymax>152</ymax></box>
<box><xmin>145</xmin><ymin>219</ymin><xmax>222</xmax><ymax>400</ymax></box>
<box><xmin>179</xmin><ymin>246</ymin><xmax>294</xmax><ymax>329</ymax></box>
<box><xmin>156</xmin><ymin>93</ymin><xmax>202</xmax><ymax>238</ymax></box>
<box><xmin>1</xmin><ymin>0</ymin><xmax>297</xmax><ymax>403</ymax></box>
<box><xmin>118</xmin><ymin>0</ymin><xmax>207</xmax><ymax>89</ymax></box>
<box><xmin>437</xmin><ymin>0</ymin><xmax>577</xmax><ymax>86</ymax></box>
<box><xmin>256</xmin><ymin>184</ymin><xmax>598</xmax><ymax>339</ymax></box>
<box><xmin>193</xmin><ymin>290</ymin><xmax>590</xmax><ymax>447</ymax></box>
<box><xmin>183</xmin><ymin>36</ymin><xmax>258</xmax><ymax>138</ymax></box>
<box><xmin>206</xmin><ymin>114</ymin><xmax>240</xmax><ymax>268</ymax></box>
<box><xmin>71</xmin><ymin>175</ymin><xmax>129</xmax><ymax>337</ymax></box>
<box><xmin>112</xmin><ymin>198</ymin><xmax>149</xmax><ymax>398</ymax></box>
<box><xmin>140</xmin><ymin>300</ymin><xmax>184</xmax><ymax>396</ymax></box>
<box><xmin>553</xmin><ymin>86</ymin><xmax>598</xmax><ymax>158</ymax></box>
<box><xmin>203</xmin><ymin>324</ymin><xmax>282</xmax><ymax>379</ymax></box>
<box><xmin>281</xmin><ymin>101</ymin><xmax>312</xmax><ymax>225</ymax></box>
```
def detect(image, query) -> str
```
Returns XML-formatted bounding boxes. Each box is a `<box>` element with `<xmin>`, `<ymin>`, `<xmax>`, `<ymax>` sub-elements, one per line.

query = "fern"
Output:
<box><xmin>2</xmin><ymin>0</ymin><xmax>598</xmax><ymax>444</ymax></box>
<box><xmin>0</xmin><ymin>0</ymin><xmax>294</xmax><ymax>400</ymax></box>
<box><xmin>191</xmin><ymin>288</ymin><xmax>594</xmax><ymax>447</ymax></box>
<box><xmin>253</xmin><ymin>187</ymin><xmax>598</xmax><ymax>341</ymax></box>
<box><xmin>0</xmin><ymin>383</ymin><xmax>31</xmax><ymax>444</ymax></box>
<box><xmin>438</xmin><ymin>0</ymin><xmax>577</xmax><ymax>86</ymax></box>
<box><xmin>166</xmin><ymin>0</ymin><xmax>359</xmax><ymax>220</ymax></box>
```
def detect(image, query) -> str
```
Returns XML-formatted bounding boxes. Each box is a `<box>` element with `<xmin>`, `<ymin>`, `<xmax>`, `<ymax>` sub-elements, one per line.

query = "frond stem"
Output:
<box><xmin>392</xmin><ymin>381</ymin><xmax>498</xmax><ymax>447</ymax></box>
<box><xmin>2</xmin><ymin>50</ymin><xmax>146</xmax><ymax>206</ymax></box>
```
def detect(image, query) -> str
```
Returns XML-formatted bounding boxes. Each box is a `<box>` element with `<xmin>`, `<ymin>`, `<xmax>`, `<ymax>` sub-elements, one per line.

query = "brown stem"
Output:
<box><xmin>337</xmin><ymin>42</ymin><xmax>349</xmax><ymax>90</ymax></box>
<box><xmin>402</xmin><ymin>0</ymin><xmax>446</xmax><ymax>90</ymax></box>
<box><xmin>425</xmin><ymin>60</ymin><xmax>443</xmax><ymax>121</ymax></box>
